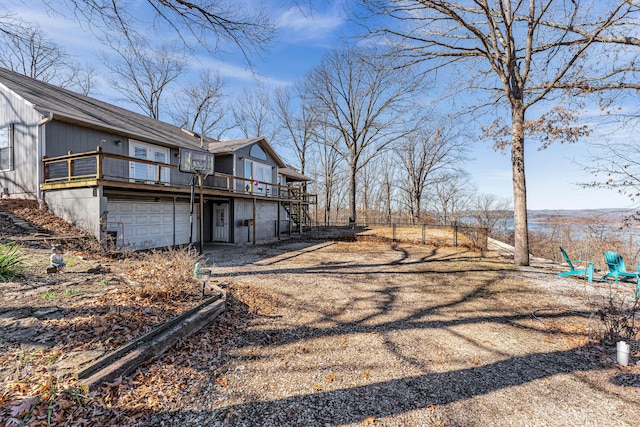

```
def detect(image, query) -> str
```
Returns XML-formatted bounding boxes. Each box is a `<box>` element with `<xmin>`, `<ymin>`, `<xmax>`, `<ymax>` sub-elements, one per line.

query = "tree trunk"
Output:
<box><xmin>511</xmin><ymin>101</ymin><xmax>530</xmax><ymax>266</ymax></box>
<box><xmin>324</xmin><ymin>181</ymin><xmax>332</xmax><ymax>226</ymax></box>
<box><xmin>414</xmin><ymin>192</ymin><xmax>421</xmax><ymax>225</ymax></box>
<box><xmin>349</xmin><ymin>167</ymin><xmax>357</xmax><ymax>224</ymax></box>
<box><xmin>386</xmin><ymin>187</ymin><xmax>392</xmax><ymax>225</ymax></box>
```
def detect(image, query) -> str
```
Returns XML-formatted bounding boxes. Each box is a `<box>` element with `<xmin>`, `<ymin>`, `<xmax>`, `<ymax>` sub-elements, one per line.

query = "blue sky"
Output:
<box><xmin>3</xmin><ymin>0</ymin><xmax>635</xmax><ymax>211</ymax></box>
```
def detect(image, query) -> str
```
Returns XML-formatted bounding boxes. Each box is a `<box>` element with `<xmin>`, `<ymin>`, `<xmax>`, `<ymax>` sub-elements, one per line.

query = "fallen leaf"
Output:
<box><xmin>428</xmin><ymin>405</ymin><xmax>437</xmax><ymax>412</ymax></box>
<box><xmin>10</xmin><ymin>397</ymin><xmax>38</xmax><ymax>418</ymax></box>
<box><xmin>314</xmin><ymin>383</ymin><xmax>322</xmax><ymax>391</ymax></box>
<box><xmin>363</xmin><ymin>416</ymin><xmax>376</xmax><ymax>424</ymax></box>
<box><xmin>471</xmin><ymin>360</ymin><xmax>481</xmax><ymax>366</ymax></box>
<box><xmin>363</xmin><ymin>371</ymin><xmax>370</xmax><ymax>379</ymax></box>
<box><xmin>326</xmin><ymin>375</ymin><xmax>335</xmax><ymax>383</ymax></box>
<box><xmin>216</xmin><ymin>377</ymin><xmax>228</xmax><ymax>387</ymax></box>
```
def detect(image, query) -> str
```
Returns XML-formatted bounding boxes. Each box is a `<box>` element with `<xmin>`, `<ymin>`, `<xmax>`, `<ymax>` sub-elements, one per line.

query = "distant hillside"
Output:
<box><xmin>527</xmin><ymin>208</ymin><xmax>638</xmax><ymax>225</ymax></box>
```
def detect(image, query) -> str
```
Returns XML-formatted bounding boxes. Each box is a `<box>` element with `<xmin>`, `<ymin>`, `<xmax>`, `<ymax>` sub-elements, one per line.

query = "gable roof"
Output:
<box><xmin>0</xmin><ymin>67</ymin><xmax>204</xmax><ymax>149</ymax></box>
<box><xmin>208</xmin><ymin>137</ymin><xmax>287</xmax><ymax>168</ymax></box>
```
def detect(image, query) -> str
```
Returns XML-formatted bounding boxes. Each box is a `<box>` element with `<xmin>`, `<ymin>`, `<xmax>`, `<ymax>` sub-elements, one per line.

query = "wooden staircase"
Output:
<box><xmin>281</xmin><ymin>187</ymin><xmax>313</xmax><ymax>231</ymax></box>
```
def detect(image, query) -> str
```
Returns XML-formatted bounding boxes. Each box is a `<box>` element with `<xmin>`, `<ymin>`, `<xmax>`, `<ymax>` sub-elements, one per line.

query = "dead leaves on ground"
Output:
<box><xmin>1</xmin><ymin>277</ymin><xmax>253</xmax><ymax>426</ymax></box>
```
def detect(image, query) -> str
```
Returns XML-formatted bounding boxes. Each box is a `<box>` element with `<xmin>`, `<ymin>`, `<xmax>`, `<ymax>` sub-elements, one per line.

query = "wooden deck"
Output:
<box><xmin>41</xmin><ymin>148</ymin><xmax>317</xmax><ymax>205</ymax></box>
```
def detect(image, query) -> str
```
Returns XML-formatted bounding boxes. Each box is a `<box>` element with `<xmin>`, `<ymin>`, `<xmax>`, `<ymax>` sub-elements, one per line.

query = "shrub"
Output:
<box><xmin>122</xmin><ymin>246</ymin><xmax>202</xmax><ymax>301</ymax></box>
<box><xmin>0</xmin><ymin>242</ymin><xmax>25</xmax><ymax>281</ymax></box>
<box><xmin>588</xmin><ymin>283</ymin><xmax>639</xmax><ymax>341</ymax></box>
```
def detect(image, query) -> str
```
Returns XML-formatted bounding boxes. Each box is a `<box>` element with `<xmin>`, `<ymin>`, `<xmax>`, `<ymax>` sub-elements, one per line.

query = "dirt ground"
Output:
<box><xmin>150</xmin><ymin>240</ymin><xmax>639</xmax><ymax>426</ymax></box>
<box><xmin>2</xmin><ymin>211</ymin><xmax>640</xmax><ymax>426</ymax></box>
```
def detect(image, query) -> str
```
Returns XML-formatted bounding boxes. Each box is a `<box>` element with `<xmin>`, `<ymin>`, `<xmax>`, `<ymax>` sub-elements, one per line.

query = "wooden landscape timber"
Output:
<box><xmin>77</xmin><ymin>286</ymin><xmax>226</xmax><ymax>390</ymax></box>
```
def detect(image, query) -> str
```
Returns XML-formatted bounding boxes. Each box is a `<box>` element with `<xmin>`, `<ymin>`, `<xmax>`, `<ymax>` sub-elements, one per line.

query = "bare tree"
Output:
<box><xmin>42</xmin><ymin>0</ymin><xmax>274</xmax><ymax>60</ymax></box>
<box><xmin>583</xmin><ymin>140</ymin><xmax>640</xmax><ymax>216</ymax></box>
<box><xmin>359</xmin><ymin>160</ymin><xmax>376</xmax><ymax>224</ymax></box>
<box><xmin>396</xmin><ymin>125</ymin><xmax>465</xmax><ymax>224</ymax></box>
<box><xmin>306</xmin><ymin>46</ymin><xmax>422</xmax><ymax>224</ymax></box>
<box><xmin>0</xmin><ymin>22</ymin><xmax>66</xmax><ymax>81</ymax></box>
<box><xmin>274</xmin><ymin>84</ymin><xmax>316</xmax><ymax>175</ymax></box>
<box><xmin>377</xmin><ymin>155</ymin><xmax>397</xmax><ymax>225</ymax></box>
<box><xmin>172</xmin><ymin>70</ymin><xmax>227</xmax><ymax>143</ymax></box>
<box><xmin>431</xmin><ymin>173</ymin><xmax>474</xmax><ymax>226</ymax></box>
<box><xmin>361</xmin><ymin>1</ymin><xmax>640</xmax><ymax>265</ymax></box>
<box><xmin>231</xmin><ymin>86</ymin><xmax>279</xmax><ymax>142</ymax></box>
<box><xmin>71</xmin><ymin>65</ymin><xmax>97</xmax><ymax>96</ymax></box>
<box><xmin>312</xmin><ymin>115</ymin><xmax>343</xmax><ymax>226</ymax></box>
<box><xmin>102</xmin><ymin>38</ymin><xmax>184</xmax><ymax>120</ymax></box>
<box><xmin>470</xmin><ymin>193</ymin><xmax>513</xmax><ymax>236</ymax></box>
<box><xmin>0</xmin><ymin>20</ymin><xmax>93</xmax><ymax>90</ymax></box>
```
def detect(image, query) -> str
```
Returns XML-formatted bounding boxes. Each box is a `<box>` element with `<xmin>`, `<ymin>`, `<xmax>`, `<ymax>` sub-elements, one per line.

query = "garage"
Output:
<box><xmin>106</xmin><ymin>200</ymin><xmax>195</xmax><ymax>249</ymax></box>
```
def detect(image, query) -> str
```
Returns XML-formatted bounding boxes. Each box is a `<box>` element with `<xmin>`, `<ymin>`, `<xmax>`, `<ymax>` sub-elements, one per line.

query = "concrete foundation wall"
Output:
<box><xmin>44</xmin><ymin>187</ymin><xmax>103</xmax><ymax>238</ymax></box>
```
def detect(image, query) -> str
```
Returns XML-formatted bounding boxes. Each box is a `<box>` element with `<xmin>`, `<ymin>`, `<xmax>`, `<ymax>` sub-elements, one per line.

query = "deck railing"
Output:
<box><xmin>42</xmin><ymin>148</ymin><xmax>316</xmax><ymax>203</ymax></box>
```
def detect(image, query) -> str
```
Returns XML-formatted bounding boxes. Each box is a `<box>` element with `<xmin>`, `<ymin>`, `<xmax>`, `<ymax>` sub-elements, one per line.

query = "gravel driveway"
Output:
<box><xmin>149</xmin><ymin>240</ymin><xmax>640</xmax><ymax>427</ymax></box>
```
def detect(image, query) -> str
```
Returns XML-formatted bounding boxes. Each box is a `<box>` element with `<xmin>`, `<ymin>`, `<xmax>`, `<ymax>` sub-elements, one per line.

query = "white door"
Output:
<box><xmin>213</xmin><ymin>204</ymin><xmax>229</xmax><ymax>242</ymax></box>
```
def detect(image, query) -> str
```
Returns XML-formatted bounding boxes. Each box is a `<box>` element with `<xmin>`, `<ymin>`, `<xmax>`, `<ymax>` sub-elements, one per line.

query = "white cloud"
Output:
<box><xmin>9</xmin><ymin>6</ymin><xmax>100</xmax><ymax>53</ymax></box>
<box><xmin>190</xmin><ymin>56</ymin><xmax>293</xmax><ymax>89</ymax></box>
<box><xmin>277</xmin><ymin>5</ymin><xmax>344</xmax><ymax>42</ymax></box>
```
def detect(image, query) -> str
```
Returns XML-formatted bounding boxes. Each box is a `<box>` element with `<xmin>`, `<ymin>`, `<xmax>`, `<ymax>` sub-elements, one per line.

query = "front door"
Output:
<box><xmin>213</xmin><ymin>204</ymin><xmax>229</xmax><ymax>242</ymax></box>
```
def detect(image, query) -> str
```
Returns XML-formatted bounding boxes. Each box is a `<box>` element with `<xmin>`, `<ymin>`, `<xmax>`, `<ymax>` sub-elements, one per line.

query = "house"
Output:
<box><xmin>0</xmin><ymin>67</ymin><xmax>315</xmax><ymax>249</ymax></box>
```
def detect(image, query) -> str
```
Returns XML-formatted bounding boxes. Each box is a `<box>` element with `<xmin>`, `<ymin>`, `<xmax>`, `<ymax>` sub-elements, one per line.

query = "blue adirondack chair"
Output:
<box><xmin>557</xmin><ymin>246</ymin><xmax>594</xmax><ymax>282</ymax></box>
<box><xmin>602</xmin><ymin>251</ymin><xmax>640</xmax><ymax>299</ymax></box>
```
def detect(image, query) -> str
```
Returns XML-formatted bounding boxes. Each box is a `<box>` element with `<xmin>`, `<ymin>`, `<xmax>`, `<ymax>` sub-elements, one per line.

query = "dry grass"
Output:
<box><xmin>356</xmin><ymin>225</ymin><xmax>476</xmax><ymax>248</ymax></box>
<box><xmin>122</xmin><ymin>247</ymin><xmax>201</xmax><ymax>301</ymax></box>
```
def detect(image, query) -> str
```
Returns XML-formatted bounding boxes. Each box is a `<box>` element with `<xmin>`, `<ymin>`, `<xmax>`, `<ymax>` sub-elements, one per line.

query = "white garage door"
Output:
<box><xmin>107</xmin><ymin>200</ymin><xmax>195</xmax><ymax>249</ymax></box>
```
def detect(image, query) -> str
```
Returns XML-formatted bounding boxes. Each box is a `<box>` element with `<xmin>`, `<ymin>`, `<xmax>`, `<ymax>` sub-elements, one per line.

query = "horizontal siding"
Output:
<box><xmin>46</xmin><ymin>120</ymin><xmax>196</xmax><ymax>185</ymax></box>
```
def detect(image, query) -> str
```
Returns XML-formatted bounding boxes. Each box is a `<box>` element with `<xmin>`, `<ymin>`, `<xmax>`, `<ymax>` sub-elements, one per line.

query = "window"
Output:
<box><xmin>249</xmin><ymin>144</ymin><xmax>267</xmax><ymax>161</ymax></box>
<box><xmin>129</xmin><ymin>141</ymin><xmax>170</xmax><ymax>183</ymax></box>
<box><xmin>0</xmin><ymin>124</ymin><xmax>14</xmax><ymax>171</ymax></box>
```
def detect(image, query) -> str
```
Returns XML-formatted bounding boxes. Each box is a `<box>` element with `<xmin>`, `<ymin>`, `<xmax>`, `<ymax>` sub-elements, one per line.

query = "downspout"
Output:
<box><xmin>37</xmin><ymin>112</ymin><xmax>54</xmax><ymax>208</ymax></box>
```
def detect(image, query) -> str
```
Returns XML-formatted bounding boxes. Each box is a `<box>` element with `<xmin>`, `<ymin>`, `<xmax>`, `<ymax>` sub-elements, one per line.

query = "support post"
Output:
<box><xmin>189</xmin><ymin>175</ymin><xmax>195</xmax><ymax>246</ymax></box>
<box><xmin>453</xmin><ymin>222</ymin><xmax>458</xmax><ymax>247</ymax></box>
<box><xmin>277</xmin><ymin>200</ymin><xmax>281</xmax><ymax>240</ymax></box>
<box><xmin>299</xmin><ymin>201</ymin><xmax>303</xmax><ymax>235</ymax></box>
<box><xmin>252</xmin><ymin>197</ymin><xmax>257</xmax><ymax>245</ymax></box>
<box><xmin>96</xmin><ymin>146</ymin><xmax>103</xmax><ymax>180</ymax></box>
<box><xmin>199</xmin><ymin>174</ymin><xmax>204</xmax><ymax>254</ymax></box>
<box><xmin>289</xmin><ymin>201</ymin><xmax>292</xmax><ymax>236</ymax></box>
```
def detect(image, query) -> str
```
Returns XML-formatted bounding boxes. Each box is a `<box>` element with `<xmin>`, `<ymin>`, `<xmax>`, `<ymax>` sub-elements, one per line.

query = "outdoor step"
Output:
<box><xmin>77</xmin><ymin>287</ymin><xmax>226</xmax><ymax>390</ymax></box>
